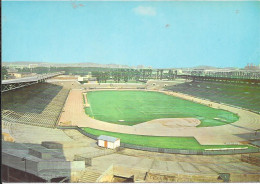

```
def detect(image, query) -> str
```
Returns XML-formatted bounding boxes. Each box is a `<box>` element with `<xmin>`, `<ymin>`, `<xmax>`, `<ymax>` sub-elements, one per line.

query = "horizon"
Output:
<box><xmin>2</xmin><ymin>1</ymin><xmax>260</xmax><ymax>68</ymax></box>
<box><xmin>1</xmin><ymin>60</ymin><xmax>248</xmax><ymax>69</ymax></box>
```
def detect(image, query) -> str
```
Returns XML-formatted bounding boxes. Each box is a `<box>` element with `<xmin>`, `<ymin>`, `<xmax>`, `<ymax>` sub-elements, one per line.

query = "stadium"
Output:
<box><xmin>2</xmin><ymin>70</ymin><xmax>260</xmax><ymax>182</ymax></box>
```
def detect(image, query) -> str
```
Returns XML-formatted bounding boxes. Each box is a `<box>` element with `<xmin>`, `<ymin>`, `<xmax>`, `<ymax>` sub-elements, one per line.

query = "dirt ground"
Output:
<box><xmin>58</xmin><ymin>89</ymin><xmax>260</xmax><ymax>145</ymax></box>
<box><xmin>52</xmin><ymin>75</ymin><xmax>78</xmax><ymax>80</ymax></box>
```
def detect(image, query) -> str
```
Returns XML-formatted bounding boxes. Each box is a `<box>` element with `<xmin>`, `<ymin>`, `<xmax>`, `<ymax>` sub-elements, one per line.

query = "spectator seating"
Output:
<box><xmin>166</xmin><ymin>81</ymin><xmax>260</xmax><ymax>113</ymax></box>
<box><xmin>2</xmin><ymin>83</ymin><xmax>69</xmax><ymax>128</ymax></box>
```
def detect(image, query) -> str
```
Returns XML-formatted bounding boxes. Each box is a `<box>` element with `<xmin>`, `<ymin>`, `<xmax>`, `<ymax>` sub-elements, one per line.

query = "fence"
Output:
<box><xmin>57</xmin><ymin>126</ymin><xmax>98</xmax><ymax>140</ymax></box>
<box><xmin>57</xmin><ymin>126</ymin><xmax>260</xmax><ymax>155</ymax></box>
<box><xmin>120</xmin><ymin>143</ymin><xmax>260</xmax><ymax>155</ymax></box>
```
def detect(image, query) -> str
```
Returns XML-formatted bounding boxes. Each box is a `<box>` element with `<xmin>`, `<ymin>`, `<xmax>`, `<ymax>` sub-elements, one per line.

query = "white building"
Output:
<box><xmin>78</xmin><ymin>77</ymin><xmax>87</xmax><ymax>82</ymax></box>
<box><xmin>97</xmin><ymin>135</ymin><xmax>120</xmax><ymax>149</ymax></box>
<box><xmin>28</xmin><ymin>64</ymin><xmax>39</xmax><ymax>68</ymax></box>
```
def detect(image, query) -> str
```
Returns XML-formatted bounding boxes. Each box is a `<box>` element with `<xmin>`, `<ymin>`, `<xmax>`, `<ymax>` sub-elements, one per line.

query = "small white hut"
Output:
<box><xmin>97</xmin><ymin>135</ymin><xmax>120</xmax><ymax>149</ymax></box>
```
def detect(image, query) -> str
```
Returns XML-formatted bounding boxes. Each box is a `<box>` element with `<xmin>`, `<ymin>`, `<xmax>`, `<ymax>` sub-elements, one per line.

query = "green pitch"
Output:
<box><xmin>85</xmin><ymin>90</ymin><xmax>239</xmax><ymax>127</ymax></box>
<box><xmin>82</xmin><ymin>127</ymin><xmax>254</xmax><ymax>150</ymax></box>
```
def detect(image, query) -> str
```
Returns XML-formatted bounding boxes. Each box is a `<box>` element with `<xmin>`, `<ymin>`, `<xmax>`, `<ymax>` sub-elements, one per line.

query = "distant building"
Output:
<box><xmin>88</xmin><ymin>77</ymin><xmax>97</xmax><ymax>83</ymax></box>
<box><xmin>14</xmin><ymin>72</ymin><xmax>33</xmax><ymax>78</ymax></box>
<box><xmin>7</xmin><ymin>68</ymin><xmax>18</xmax><ymax>79</ymax></box>
<box><xmin>137</xmin><ymin>65</ymin><xmax>145</xmax><ymax>69</ymax></box>
<box><xmin>78</xmin><ymin>77</ymin><xmax>88</xmax><ymax>82</ymax></box>
<box><xmin>29</xmin><ymin>64</ymin><xmax>39</xmax><ymax>68</ymax></box>
<box><xmin>177</xmin><ymin>69</ymin><xmax>183</xmax><ymax>74</ymax></box>
<box><xmin>78</xmin><ymin>74</ymin><xmax>92</xmax><ymax>83</ymax></box>
<box><xmin>3</xmin><ymin>64</ymin><xmax>26</xmax><ymax>69</ymax></box>
<box><xmin>78</xmin><ymin>77</ymin><xmax>97</xmax><ymax>83</ymax></box>
<box><xmin>7</xmin><ymin>68</ymin><xmax>34</xmax><ymax>79</ymax></box>
<box><xmin>97</xmin><ymin>135</ymin><xmax>120</xmax><ymax>149</ymax></box>
<box><xmin>245</xmin><ymin>63</ymin><xmax>260</xmax><ymax>70</ymax></box>
<box><xmin>7</xmin><ymin>68</ymin><xmax>18</xmax><ymax>74</ymax></box>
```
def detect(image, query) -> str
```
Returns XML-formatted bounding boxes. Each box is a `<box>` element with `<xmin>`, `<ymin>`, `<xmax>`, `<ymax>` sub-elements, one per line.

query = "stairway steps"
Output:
<box><xmin>78</xmin><ymin>171</ymin><xmax>101</xmax><ymax>183</ymax></box>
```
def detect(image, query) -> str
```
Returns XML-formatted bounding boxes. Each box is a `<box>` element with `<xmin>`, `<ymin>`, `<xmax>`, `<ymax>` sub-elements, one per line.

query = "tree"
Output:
<box><xmin>134</xmin><ymin>69</ymin><xmax>141</xmax><ymax>81</ymax></box>
<box><xmin>141</xmin><ymin>69</ymin><xmax>146</xmax><ymax>80</ymax></box>
<box><xmin>92</xmin><ymin>71</ymin><xmax>101</xmax><ymax>83</ymax></box>
<box><xmin>100</xmin><ymin>72</ymin><xmax>109</xmax><ymax>83</ymax></box>
<box><xmin>123</xmin><ymin>69</ymin><xmax>129</xmax><ymax>83</ymax></box>
<box><xmin>160</xmin><ymin>69</ymin><xmax>163</xmax><ymax>80</ymax></box>
<box><xmin>148</xmin><ymin>69</ymin><xmax>152</xmax><ymax>79</ymax></box>
<box><xmin>17</xmin><ymin>67</ymin><xmax>31</xmax><ymax>73</ymax></box>
<box><xmin>32</xmin><ymin>67</ymin><xmax>49</xmax><ymax>74</ymax></box>
<box><xmin>1</xmin><ymin>67</ymin><xmax>8</xmax><ymax>79</ymax></box>
<box><xmin>112</xmin><ymin>70</ymin><xmax>121</xmax><ymax>83</ymax></box>
<box><xmin>168</xmin><ymin>69</ymin><xmax>176</xmax><ymax>80</ymax></box>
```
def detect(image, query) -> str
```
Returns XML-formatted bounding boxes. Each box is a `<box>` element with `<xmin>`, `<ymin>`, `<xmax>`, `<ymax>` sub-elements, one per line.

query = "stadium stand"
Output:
<box><xmin>2</xmin><ymin>83</ymin><xmax>69</xmax><ymax>128</ymax></box>
<box><xmin>166</xmin><ymin>81</ymin><xmax>260</xmax><ymax>113</ymax></box>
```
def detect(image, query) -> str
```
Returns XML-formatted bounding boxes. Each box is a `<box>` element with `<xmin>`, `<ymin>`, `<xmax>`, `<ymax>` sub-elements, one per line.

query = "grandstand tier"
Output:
<box><xmin>166</xmin><ymin>81</ymin><xmax>260</xmax><ymax>113</ymax></box>
<box><xmin>2</xmin><ymin>83</ymin><xmax>69</xmax><ymax>128</ymax></box>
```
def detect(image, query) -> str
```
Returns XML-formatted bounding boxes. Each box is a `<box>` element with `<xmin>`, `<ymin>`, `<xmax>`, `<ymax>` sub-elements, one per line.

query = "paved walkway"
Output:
<box><xmin>58</xmin><ymin>89</ymin><xmax>260</xmax><ymax>145</ymax></box>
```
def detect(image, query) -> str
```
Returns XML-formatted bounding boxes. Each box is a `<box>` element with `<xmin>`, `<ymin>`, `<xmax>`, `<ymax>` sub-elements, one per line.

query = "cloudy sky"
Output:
<box><xmin>2</xmin><ymin>1</ymin><xmax>260</xmax><ymax>68</ymax></box>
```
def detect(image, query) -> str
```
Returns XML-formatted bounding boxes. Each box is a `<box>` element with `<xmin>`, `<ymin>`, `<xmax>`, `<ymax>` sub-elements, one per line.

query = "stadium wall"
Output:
<box><xmin>83</xmin><ymin>83</ymin><xmax>146</xmax><ymax>89</ymax></box>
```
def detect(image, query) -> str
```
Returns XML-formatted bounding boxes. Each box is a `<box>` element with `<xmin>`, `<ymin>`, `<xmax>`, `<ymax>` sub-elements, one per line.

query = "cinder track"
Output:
<box><xmin>58</xmin><ymin>89</ymin><xmax>260</xmax><ymax>145</ymax></box>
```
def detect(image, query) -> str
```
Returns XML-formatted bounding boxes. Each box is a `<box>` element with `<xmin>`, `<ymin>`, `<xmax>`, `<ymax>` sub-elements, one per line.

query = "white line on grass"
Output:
<box><xmin>87</xmin><ymin>98</ymin><xmax>94</xmax><ymax>117</ymax></box>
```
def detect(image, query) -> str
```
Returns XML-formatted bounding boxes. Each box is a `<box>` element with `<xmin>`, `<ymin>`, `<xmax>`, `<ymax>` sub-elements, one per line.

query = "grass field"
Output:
<box><xmin>85</xmin><ymin>91</ymin><xmax>239</xmax><ymax>127</ymax></box>
<box><xmin>82</xmin><ymin>127</ymin><xmax>253</xmax><ymax>150</ymax></box>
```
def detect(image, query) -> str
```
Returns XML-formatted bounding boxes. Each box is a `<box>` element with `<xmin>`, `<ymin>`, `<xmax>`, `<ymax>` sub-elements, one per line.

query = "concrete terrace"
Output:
<box><xmin>3</xmin><ymin>122</ymin><xmax>260</xmax><ymax>182</ymax></box>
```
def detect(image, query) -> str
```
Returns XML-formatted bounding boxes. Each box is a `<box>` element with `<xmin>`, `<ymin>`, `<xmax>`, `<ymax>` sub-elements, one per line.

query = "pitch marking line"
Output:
<box><xmin>86</xmin><ymin>95</ymin><xmax>94</xmax><ymax>117</ymax></box>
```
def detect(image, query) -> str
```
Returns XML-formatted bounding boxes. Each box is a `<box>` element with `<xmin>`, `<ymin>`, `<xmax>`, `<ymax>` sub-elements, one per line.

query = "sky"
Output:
<box><xmin>2</xmin><ymin>1</ymin><xmax>260</xmax><ymax>68</ymax></box>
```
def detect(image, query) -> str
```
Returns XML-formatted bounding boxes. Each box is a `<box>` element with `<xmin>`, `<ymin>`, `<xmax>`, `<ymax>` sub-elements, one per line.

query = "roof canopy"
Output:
<box><xmin>97</xmin><ymin>135</ymin><xmax>118</xmax><ymax>143</ymax></box>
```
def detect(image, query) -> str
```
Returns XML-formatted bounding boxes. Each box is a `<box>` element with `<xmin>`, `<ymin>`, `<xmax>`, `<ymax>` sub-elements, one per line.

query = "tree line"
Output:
<box><xmin>1</xmin><ymin>67</ymin><xmax>8</xmax><ymax>79</ymax></box>
<box><xmin>4</xmin><ymin>66</ymin><xmax>177</xmax><ymax>82</ymax></box>
<box><xmin>92</xmin><ymin>69</ymin><xmax>177</xmax><ymax>83</ymax></box>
